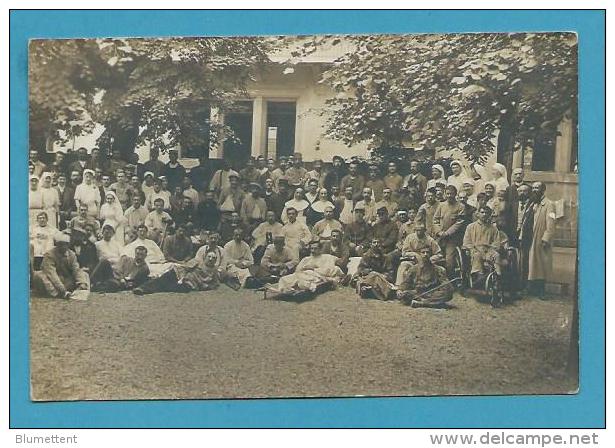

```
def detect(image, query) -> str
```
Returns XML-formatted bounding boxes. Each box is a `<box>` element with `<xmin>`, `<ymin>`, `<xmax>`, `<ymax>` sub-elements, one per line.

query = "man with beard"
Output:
<box><xmin>197</xmin><ymin>190</ymin><xmax>221</xmax><ymax>232</ymax></box>
<box><xmin>403</xmin><ymin>159</ymin><xmax>427</xmax><ymax>199</ymax></box>
<box><xmin>527</xmin><ymin>182</ymin><xmax>556</xmax><ymax>298</ymax></box>
<box><xmin>217</xmin><ymin>172</ymin><xmax>245</xmax><ymax>222</ymax></box>
<box><xmin>162</xmin><ymin>149</ymin><xmax>186</xmax><ymax>191</ymax></box>
<box><xmin>336</xmin><ymin>186</ymin><xmax>356</xmax><ymax>225</ymax></box>
<box><xmin>396</xmin><ymin>246</ymin><xmax>453</xmax><ymax>309</ymax></box>
<box><xmin>340</xmin><ymin>161</ymin><xmax>366</xmax><ymax>202</ymax></box>
<box><xmin>162</xmin><ymin>224</ymin><xmax>194</xmax><ymax>263</ymax></box>
<box><xmin>323</xmin><ymin>155</ymin><xmax>347</xmax><ymax>191</ymax></box>
<box><xmin>263</xmin><ymin>177</ymin><xmax>285</xmax><ymax>220</ymax></box>
<box><xmin>433</xmin><ymin>185</ymin><xmax>466</xmax><ymax>277</ymax></box>
<box><xmin>222</xmin><ymin>228</ymin><xmax>255</xmax><ymax>289</ymax></box>
<box><xmin>251</xmin><ymin>210</ymin><xmax>284</xmax><ymax>264</ymax></box>
<box><xmin>32</xmin><ymin>232</ymin><xmax>89</xmax><ymax>298</ymax></box>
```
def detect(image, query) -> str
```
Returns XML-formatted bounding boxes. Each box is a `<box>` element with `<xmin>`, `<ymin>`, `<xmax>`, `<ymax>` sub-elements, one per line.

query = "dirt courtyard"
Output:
<box><xmin>30</xmin><ymin>287</ymin><xmax>577</xmax><ymax>401</ymax></box>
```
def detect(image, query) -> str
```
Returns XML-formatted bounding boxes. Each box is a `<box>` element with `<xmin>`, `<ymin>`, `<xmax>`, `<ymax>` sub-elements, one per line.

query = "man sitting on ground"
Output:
<box><xmin>322</xmin><ymin>228</ymin><xmax>351</xmax><ymax>272</ymax></box>
<box><xmin>91</xmin><ymin>245</ymin><xmax>150</xmax><ymax>292</ymax></box>
<box><xmin>354</xmin><ymin>238</ymin><xmax>397</xmax><ymax>301</ymax></box>
<box><xmin>222</xmin><ymin>228</ymin><xmax>255</xmax><ymax>289</ymax></box>
<box><xmin>145</xmin><ymin>198</ymin><xmax>173</xmax><ymax>245</ymax></box>
<box><xmin>251</xmin><ymin>210</ymin><xmax>284</xmax><ymax>264</ymax></box>
<box><xmin>396</xmin><ymin>246</ymin><xmax>453</xmax><ymax>309</ymax></box>
<box><xmin>32</xmin><ymin>232</ymin><xmax>89</xmax><ymax>299</ymax></box>
<box><xmin>162</xmin><ymin>224</ymin><xmax>194</xmax><ymax>263</ymax></box>
<box><xmin>246</xmin><ymin>235</ymin><xmax>298</xmax><ymax>289</ymax></box>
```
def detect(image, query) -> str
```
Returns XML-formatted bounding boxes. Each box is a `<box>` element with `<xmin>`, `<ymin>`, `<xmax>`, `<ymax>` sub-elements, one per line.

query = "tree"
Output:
<box><xmin>29</xmin><ymin>36</ymin><xmax>275</xmax><ymax>158</ymax></box>
<box><xmin>287</xmin><ymin>33</ymin><xmax>577</xmax><ymax>165</ymax></box>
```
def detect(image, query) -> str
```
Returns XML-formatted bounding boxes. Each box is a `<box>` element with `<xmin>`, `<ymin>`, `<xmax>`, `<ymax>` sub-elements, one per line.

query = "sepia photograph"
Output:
<box><xmin>27</xmin><ymin>32</ymin><xmax>579</xmax><ymax>401</ymax></box>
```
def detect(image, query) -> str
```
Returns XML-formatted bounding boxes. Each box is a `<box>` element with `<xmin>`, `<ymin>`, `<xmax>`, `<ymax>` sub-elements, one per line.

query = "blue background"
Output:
<box><xmin>10</xmin><ymin>10</ymin><xmax>605</xmax><ymax>428</ymax></box>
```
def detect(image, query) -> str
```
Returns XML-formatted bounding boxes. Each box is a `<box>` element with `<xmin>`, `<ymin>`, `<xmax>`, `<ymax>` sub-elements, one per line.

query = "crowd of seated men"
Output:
<box><xmin>30</xmin><ymin>146</ymin><xmax>546</xmax><ymax>306</ymax></box>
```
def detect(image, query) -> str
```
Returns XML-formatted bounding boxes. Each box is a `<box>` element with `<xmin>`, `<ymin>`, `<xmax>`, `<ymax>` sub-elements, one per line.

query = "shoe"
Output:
<box><xmin>411</xmin><ymin>299</ymin><xmax>424</xmax><ymax>308</ymax></box>
<box><xmin>133</xmin><ymin>288</ymin><xmax>144</xmax><ymax>295</ymax></box>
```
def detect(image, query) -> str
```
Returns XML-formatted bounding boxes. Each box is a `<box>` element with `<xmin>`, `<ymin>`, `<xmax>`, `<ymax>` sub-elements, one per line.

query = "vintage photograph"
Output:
<box><xmin>28</xmin><ymin>32</ymin><xmax>579</xmax><ymax>401</ymax></box>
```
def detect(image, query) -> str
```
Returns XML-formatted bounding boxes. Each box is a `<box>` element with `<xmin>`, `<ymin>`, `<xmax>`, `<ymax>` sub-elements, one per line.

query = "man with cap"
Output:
<box><xmin>209</xmin><ymin>160</ymin><xmax>235</xmax><ymax>195</ymax></box>
<box><xmin>68</xmin><ymin>224</ymin><xmax>98</xmax><ymax>273</ymax></box>
<box><xmin>162</xmin><ymin>149</ymin><xmax>186</xmax><ymax>191</ymax></box>
<box><xmin>32</xmin><ymin>231</ymin><xmax>90</xmax><ymax>298</ymax></box>
<box><xmin>269</xmin><ymin>157</ymin><xmax>289</xmax><ymax>191</ymax></box>
<box><xmin>336</xmin><ymin>186</ymin><xmax>356</xmax><ymax>226</ymax></box>
<box><xmin>239</xmin><ymin>157</ymin><xmax>261</xmax><ymax>184</ymax></box>
<box><xmin>462</xmin><ymin>178</ymin><xmax>478</xmax><ymax>208</ymax></box>
<box><xmin>396</xmin><ymin>245</ymin><xmax>453</xmax><ymax>308</ymax></box>
<box><xmin>344</xmin><ymin>204</ymin><xmax>372</xmax><ymax>256</ymax></box>
<box><xmin>371</xmin><ymin>206</ymin><xmax>399</xmax><ymax>255</ymax></box>
<box><xmin>396</xmin><ymin>222</ymin><xmax>442</xmax><ymax>286</ymax></box>
<box><xmin>141</xmin><ymin>171</ymin><xmax>156</xmax><ymax>198</ymax></box>
<box><xmin>240</xmin><ymin>182</ymin><xmax>268</xmax><ymax>232</ymax></box>
<box><xmin>181</xmin><ymin>177</ymin><xmax>200</xmax><ymax>210</ymax></box>
<box><xmin>304</xmin><ymin>159</ymin><xmax>324</xmax><ymax>188</ymax></box>
<box><xmin>217</xmin><ymin>171</ymin><xmax>245</xmax><ymax>221</ymax></box>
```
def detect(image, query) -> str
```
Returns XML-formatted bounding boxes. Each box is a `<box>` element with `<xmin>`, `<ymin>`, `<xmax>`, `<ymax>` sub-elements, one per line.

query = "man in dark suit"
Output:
<box><xmin>515</xmin><ymin>183</ymin><xmax>534</xmax><ymax>287</ymax></box>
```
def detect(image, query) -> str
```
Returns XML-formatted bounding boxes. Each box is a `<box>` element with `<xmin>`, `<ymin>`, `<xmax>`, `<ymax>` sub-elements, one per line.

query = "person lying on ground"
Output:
<box><xmin>266</xmin><ymin>239</ymin><xmax>345</xmax><ymax>297</ymax></box>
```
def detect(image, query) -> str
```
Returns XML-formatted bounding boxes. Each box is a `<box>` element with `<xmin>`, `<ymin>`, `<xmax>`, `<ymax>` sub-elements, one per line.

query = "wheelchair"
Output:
<box><xmin>453</xmin><ymin>245</ymin><xmax>522</xmax><ymax>308</ymax></box>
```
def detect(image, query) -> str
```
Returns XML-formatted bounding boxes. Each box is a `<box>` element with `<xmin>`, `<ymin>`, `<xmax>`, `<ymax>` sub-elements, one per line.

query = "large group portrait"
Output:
<box><xmin>27</xmin><ymin>30</ymin><xmax>580</xmax><ymax>402</ymax></box>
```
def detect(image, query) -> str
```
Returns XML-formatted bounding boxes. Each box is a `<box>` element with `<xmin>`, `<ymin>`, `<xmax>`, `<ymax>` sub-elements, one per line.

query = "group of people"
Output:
<box><xmin>29</xmin><ymin>146</ymin><xmax>556</xmax><ymax>307</ymax></box>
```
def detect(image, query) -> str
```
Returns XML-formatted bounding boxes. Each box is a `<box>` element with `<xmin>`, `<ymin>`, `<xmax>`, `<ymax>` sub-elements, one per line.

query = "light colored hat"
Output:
<box><xmin>83</xmin><ymin>169</ymin><xmax>95</xmax><ymax>176</ymax></box>
<box><xmin>54</xmin><ymin>232</ymin><xmax>71</xmax><ymax>244</ymax></box>
<box><xmin>144</xmin><ymin>171</ymin><xmax>155</xmax><ymax>178</ymax></box>
<box><xmin>462</xmin><ymin>178</ymin><xmax>476</xmax><ymax>186</ymax></box>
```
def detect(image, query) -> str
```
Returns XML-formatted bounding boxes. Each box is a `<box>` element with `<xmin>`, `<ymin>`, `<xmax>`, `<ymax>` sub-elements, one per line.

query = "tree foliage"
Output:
<box><xmin>287</xmin><ymin>33</ymin><xmax>577</xmax><ymax>164</ymax></box>
<box><xmin>29</xmin><ymin>36</ymin><xmax>274</xmax><ymax>154</ymax></box>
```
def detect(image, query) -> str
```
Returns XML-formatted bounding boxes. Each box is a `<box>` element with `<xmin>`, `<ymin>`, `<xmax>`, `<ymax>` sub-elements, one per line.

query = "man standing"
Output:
<box><xmin>433</xmin><ymin>185</ymin><xmax>466</xmax><ymax>277</ymax></box>
<box><xmin>417</xmin><ymin>188</ymin><xmax>439</xmax><ymax>238</ymax></box>
<box><xmin>365</xmin><ymin>164</ymin><xmax>385</xmax><ymax>202</ymax></box>
<box><xmin>124</xmin><ymin>194</ymin><xmax>149</xmax><ymax>243</ymax></box>
<box><xmin>162</xmin><ymin>149</ymin><xmax>186</xmax><ymax>191</ymax></box>
<box><xmin>375</xmin><ymin>187</ymin><xmax>398</xmax><ymax>217</ymax></box>
<box><xmin>340</xmin><ymin>162</ymin><xmax>366</xmax><ymax>201</ymax></box>
<box><xmin>527</xmin><ymin>182</ymin><xmax>556</xmax><ymax>297</ymax></box>
<box><xmin>110</xmin><ymin>169</ymin><xmax>131</xmax><ymax>210</ymax></box>
<box><xmin>30</xmin><ymin>150</ymin><xmax>47</xmax><ymax>178</ymax></box>
<box><xmin>403</xmin><ymin>159</ymin><xmax>427</xmax><ymax>199</ymax></box>
<box><xmin>143</xmin><ymin>148</ymin><xmax>166</xmax><ymax>178</ymax></box>
<box><xmin>189</xmin><ymin>155</ymin><xmax>212</xmax><ymax>191</ymax></box>
<box><xmin>281</xmin><ymin>207</ymin><xmax>312</xmax><ymax>259</ymax></box>
<box><xmin>336</xmin><ymin>186</ymin><xmax>356</xmax><ymax>226</ymax></box>
<box><xmin>197</xmin><ymin>190</ymin><xmax>221</xmax><ymax>232</ymax></box>
<box><xmin>69</xmin><ymin>147</ymin><xmax>91</xmax><ymax>174</ymax></box>
<box><xmin>239</xmin><ymin>157</ymin><xmax>261</xmax><ymax>184</ymax></box>
<box><xmin>355</xmin><ymin>187</ymin><xmax>378</xmax><ymax>225</ymax></box>
<box><xmin>56</xmin><ymin>173</ymin><xmax>75</xmax><ymax>230</ymax></box>
<box><xmin>383</xmin><ymin>161</ymin><xmax>404</xmax><ymax>197</ymax></box>
<box><xmin>515</xmin><ymin>184</ymin><xmax>534</xmax><ymax>285</ymax></box>
<box><xmin>240</xmin><ymin>183</ymin><xmax>268</xmax><ymax>231</ymax></box>
<box><xmin>286</xmin><ymin>153</ymin><xmax>308</xmax><ymax>190</ymax></box>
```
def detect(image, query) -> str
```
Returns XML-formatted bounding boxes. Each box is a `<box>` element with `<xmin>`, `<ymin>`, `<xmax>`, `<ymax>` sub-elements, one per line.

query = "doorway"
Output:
<box><xmin>223</xmin><ymin>101</ymin><xmax>253</xmax><ymax>170</ymax></box>
<box><xmin>266</xmin><ymin>101</ymin><xmax>296</xmax><ymax>159</ymax></box>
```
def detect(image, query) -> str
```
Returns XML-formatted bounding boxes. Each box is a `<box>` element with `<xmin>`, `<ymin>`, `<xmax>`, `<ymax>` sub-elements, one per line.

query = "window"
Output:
<box><xmin>223</xmin><ymin>101</ymin><xmax>253</xmax><ymax>169</ymax></box>
<box><xmin>531</xmin><ymin>132</ymin><xmax>557</xmax><ymax>172</ymax></box>
<box><xmin>266</xmin><ymin>101</ymin><xmax>296</xmax><ymax>158</ymax></box>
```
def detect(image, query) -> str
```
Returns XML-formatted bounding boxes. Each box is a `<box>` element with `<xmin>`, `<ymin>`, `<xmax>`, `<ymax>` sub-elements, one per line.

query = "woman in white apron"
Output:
<box><xmin>29</xmin><ymin>176</ymin><xmax>45</xmax><ymax>226</ymax></box>
<box><xmin>74</xmin><ymin>169</ymin><xmax>101</xmax><ymax>218</ymax></box>
<box><xmin>40</xmin><ymin>172</ymin><xmax>60</xmax><ymax>229</ymax></box>
<box><xmin>99</xmin><ymin>191</ymin><xmax>126</xmax><ymax>247</ymax></box>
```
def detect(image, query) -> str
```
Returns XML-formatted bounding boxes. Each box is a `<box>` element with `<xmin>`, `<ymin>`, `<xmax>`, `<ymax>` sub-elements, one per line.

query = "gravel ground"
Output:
<box><xmin>30</xmin><ymin>287</ymin><xmax>577</xmax><ymax>401</ymax></box>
